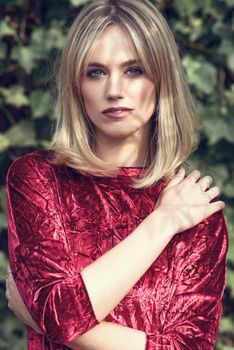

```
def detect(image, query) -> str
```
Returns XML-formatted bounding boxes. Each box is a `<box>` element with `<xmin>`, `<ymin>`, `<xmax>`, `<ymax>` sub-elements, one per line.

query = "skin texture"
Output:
<box><xmin>6</xmin><ymin>24</ymin><xmax>225</xmax><ymax>350</ymax></box>
<box><xmin>80</xmin><ymin>25</ymin><xmax>156</xmax><ymax>167</ymax></box>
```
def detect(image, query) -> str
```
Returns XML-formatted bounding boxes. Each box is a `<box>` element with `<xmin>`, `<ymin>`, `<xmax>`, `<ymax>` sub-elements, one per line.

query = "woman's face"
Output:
<box><xmin>80</xmin><ymin>25</ymin><xmax>156</xmax><ymax>144</ymax></box>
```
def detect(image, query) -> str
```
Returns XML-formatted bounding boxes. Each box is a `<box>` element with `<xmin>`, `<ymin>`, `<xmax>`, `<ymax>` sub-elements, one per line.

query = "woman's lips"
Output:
<box><xmin>102</xmin><ymin>108</ymin><xmax>134</xmax><ymax>119</ymax></box>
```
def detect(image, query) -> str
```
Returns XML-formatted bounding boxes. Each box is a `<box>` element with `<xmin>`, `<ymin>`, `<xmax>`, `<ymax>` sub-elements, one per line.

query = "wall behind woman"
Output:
<box><xmin>0</xmin><ymin>0</ymin><xmax>233</xmax><ymax>349</ymax></box>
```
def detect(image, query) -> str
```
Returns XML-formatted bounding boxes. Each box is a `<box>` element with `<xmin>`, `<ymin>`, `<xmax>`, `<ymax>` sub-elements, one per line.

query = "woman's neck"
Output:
<box><xmin>95</xmin><ymin>135</ymin><xmax>150</xmax><ymax>167</ymax></box>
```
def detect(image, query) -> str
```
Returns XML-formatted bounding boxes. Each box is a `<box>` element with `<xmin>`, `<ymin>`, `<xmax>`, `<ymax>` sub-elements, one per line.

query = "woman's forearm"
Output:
<box><xmin>7</xmin><ymin>268</ymin><xmax>147</xmax><ymax>349</ymax></box>
<box><xmin>81</xmin><ymin>209</ymin><xmax>172</xmax><ymax>321</ymax></box>
<box><xmin>66</xmin><ymin>322</ymin><xmax>146</xmax><ymax>350</ymax></box>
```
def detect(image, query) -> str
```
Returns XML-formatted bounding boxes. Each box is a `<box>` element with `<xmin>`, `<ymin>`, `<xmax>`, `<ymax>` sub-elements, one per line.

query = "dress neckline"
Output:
<box><xmin>116</xmin><ymin>166</ymin><xmax>147</xmax><ymax>178</ymax></box>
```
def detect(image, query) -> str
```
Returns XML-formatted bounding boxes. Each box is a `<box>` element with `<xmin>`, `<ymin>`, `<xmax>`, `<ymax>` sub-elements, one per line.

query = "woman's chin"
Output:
<box><xmin>96</xmin><ymin>126</ymin><xmax>145</xmax><ymax>142</ymax></box>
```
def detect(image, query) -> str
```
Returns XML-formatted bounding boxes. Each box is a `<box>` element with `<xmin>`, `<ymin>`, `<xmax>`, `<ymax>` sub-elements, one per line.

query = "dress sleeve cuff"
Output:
<box><xmin>145</xmin><ymin>334</ymin><xmax>172</xmax><ymax>350</ymax></box>
<box><xmin>145</xmin><ymin>334</ymin><xmax>156</xmax><ymax>350</ymax></box>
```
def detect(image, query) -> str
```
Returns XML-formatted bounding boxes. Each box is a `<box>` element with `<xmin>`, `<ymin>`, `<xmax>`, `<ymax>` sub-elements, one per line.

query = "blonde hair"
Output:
<box><xmin>51</xmin><ymin>0</ymin><xmax>199</xmax><ymax>188</ymax></box>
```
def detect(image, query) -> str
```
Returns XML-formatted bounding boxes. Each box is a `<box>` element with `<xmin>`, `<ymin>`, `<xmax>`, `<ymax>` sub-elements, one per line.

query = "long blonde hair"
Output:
<box><xmin>51</xmin><ymin>0</ymin><xmax>199</xmax><ymax>188</ymax></box>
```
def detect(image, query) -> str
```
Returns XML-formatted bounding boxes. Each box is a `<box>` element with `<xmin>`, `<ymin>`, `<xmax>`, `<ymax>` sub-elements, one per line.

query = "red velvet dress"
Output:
<box><xmin>7</xmin><ymin>150</ymin><xmax>228</xmax><ymax>350</ymax></box>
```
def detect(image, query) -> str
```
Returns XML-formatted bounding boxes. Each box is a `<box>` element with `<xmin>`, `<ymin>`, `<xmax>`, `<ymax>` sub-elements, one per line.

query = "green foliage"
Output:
<box><xmin>69</xmin><ymin>0</ymin><xmax>90</xmax><ymax>6</ymax></box>
<box><xmin>0</xmin><ymin>85</ymin><xmax>29</xmax><ymax>107</ymax></box>
<box><xmin>0</xmin><ymin>0</ymin><xmax>233</xmax><ymax>349</ymax></box>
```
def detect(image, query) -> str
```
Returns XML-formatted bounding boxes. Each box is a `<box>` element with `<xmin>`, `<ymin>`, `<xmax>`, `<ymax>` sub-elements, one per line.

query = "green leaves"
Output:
<box><xmin>0</xmin><ymin>20</ymin><xmax>16</xmax><ymax>37</ymax></box>
<box><xmin>201</xmin><ymin>114</ymin><xmax>234</xmax><ymax>145</ymax></box>
<box><xmin>11</xmin><ymin>22</ymin><xmax>66</xmax><ymax>74</ymax></box>
<box><xmin>6</xmin><ymin>120</ymin><xmax>36</xmax><ymax>147</ymax></box>
<box><xmin>0</xmin><ymin>0</ymin><xmax>234</xmax><ymax>349</ymax></box>
<box><xmin>174</xmin><ymin>0</ymin><xmax>211</xmax><ymax>18</ymax></box>
<box><xmin>11</xmin><ymin>46</ymin><xmax>39</xmax><ymax>74</ymax></box>
<box><xmin>183</xmin><ymin>57</ymin><xmax>217</xmax><ymax>94</ymax></box>
<box><xmin>0</xmin><ymin>85</ymin><xmax>29</xmax><ymax>107</ymax></box>
<box><xmin>0</xmin><ymin>134</ymin><xmax>11</xmax><ymax>153</ymax></box>
<box><xmin>30</xmin><ymin>90</ymin><xmax>52</xmax><ymax>119</ymax></box>
<box><xmin>69</xmin><ymin>0</ymin><xmax>91</xmax><ymax>6</ymax></box>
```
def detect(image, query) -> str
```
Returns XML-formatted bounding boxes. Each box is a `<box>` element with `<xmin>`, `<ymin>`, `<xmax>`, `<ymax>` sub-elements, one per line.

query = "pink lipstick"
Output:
<box><xmin>102</xmin><ymin>107</ymin><xmax>134</xmax><ymax>119</ymax></box>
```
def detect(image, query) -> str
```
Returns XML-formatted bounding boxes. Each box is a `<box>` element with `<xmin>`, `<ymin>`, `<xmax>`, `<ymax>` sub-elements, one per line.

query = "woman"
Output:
<box><xmin>6</xmin><ymin>0</ymin><xmax>228</xmax><ymax>349</ymax></box>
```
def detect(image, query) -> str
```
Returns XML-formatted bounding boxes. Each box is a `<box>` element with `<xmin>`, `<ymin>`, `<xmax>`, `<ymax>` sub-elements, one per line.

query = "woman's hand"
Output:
<box><xmin>5</xmin><ymin>266</ymin><xmax>42</xmax><ymax>334</ymax></box>
<box><xmin>154</xmin><ymin>168</ymin><xmax>225</xmax><ymax>236</ymax></box>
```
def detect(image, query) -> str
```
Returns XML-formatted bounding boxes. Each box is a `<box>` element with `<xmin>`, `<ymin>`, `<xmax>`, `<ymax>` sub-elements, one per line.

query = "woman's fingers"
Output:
<box><xmin>185</xmin><ymin>170</ymin><xmax>201</xmax><ymax>183</ymax></box>
<box><xmin>206</xmin><ymin>186</ymin><xmax>221</xmax><ymax>201</ymax></box>
<box><xmin>198</xmin><ymin>176</ymin><xmax>213</xmax><ymax>191</ymax></box>
<box><xmin>165</xmin><ymin>168</ymin><xmax>186</xmax><ymax>189</ymax></box>
<box><xmin>208</xmin><ymin>200</ymin><xmax>225</xmax><ymax>216</ymax></box>
<box><xmin>156</xmin><ymin>168</ymin><xmax>225</xmax><ymax>233</ymax></box>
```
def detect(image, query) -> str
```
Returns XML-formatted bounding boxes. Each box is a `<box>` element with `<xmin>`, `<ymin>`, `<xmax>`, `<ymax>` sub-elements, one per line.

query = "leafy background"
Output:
<box><xmin>0</xmin><ymin>0</ymin><xmax>233</xmax><ymax>349</ymax></box>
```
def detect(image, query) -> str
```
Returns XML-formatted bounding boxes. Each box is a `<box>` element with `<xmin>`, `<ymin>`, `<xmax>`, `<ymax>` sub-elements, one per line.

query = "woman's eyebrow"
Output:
<box><xmin>87</xmin><ymin>59</ymin><xmax>142</xmax><ymax>68</ymax></box>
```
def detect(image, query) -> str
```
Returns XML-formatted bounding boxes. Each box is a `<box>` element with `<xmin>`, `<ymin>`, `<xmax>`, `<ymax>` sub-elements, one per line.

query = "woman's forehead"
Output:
<box><xmin>85</xmin><ymin>25</ymin><xmax>139</xmax><ymax>64</ymax></box>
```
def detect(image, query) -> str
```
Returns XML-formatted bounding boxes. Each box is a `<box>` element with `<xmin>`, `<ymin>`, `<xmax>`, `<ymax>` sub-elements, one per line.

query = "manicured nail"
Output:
<box><xmin>177</xmin><ymin>167</ymin><xmax>184</xmax><ymax>174</ymax></box>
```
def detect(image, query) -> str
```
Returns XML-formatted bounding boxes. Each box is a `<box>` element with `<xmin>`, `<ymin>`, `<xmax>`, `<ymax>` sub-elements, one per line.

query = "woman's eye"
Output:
<box><xmin>86</xmin><ymin>69</ymin><xmax>105</xmax><ymax>78</ymax></box>
<box><xmin>127</xmin><ymin>67</ymin><xmax>144</xmax><ymax>76</ymax></box>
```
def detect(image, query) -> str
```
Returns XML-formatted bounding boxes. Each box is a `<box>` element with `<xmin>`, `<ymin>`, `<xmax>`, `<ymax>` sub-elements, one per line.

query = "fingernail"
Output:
<box><xmin>177</xmin><ymin>167</ymin><xmax>184</xmax><ymax>174</ymax></box>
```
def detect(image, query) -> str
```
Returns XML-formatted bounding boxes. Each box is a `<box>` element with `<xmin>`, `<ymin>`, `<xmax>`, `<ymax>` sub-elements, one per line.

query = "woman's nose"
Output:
<box><xmin>105</xmin><ymin>76</ymin><xmax>123</xmax><ymax>100</ymax></box>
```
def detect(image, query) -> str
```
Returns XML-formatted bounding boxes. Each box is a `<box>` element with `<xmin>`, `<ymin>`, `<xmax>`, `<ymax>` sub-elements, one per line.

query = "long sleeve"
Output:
<box><xmin>7</xmin><ymin>152</ymin><xmax>99</xmax><ymax>344</ymax></box>
<box><xmin>145</xmin><ymin>210</ymin><xmax>228</xmax><ymax>350</ymax></box>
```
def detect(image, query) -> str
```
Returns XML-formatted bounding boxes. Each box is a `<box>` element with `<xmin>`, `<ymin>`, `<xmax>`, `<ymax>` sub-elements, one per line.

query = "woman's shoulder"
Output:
<box><xmin>6</xmin><ymin>150</ymin><xmax>56</xmax><ymax>183</ymax></box>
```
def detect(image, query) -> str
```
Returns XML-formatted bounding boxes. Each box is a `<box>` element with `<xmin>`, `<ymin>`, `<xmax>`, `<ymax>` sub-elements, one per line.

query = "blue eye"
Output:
<box><xmin>85</xmin><ymin>66</ymin><xmax>144</xmax><ymax>79</ymax></box>
<box><xmin>127</xmin><ymin>67</ymin><xmax>144</xmax><ymax>76</ymax></box>
<box><xmin>86</xmin><ymin>69</ymin><xmax>105</xmax><ymax>78</ymax></box>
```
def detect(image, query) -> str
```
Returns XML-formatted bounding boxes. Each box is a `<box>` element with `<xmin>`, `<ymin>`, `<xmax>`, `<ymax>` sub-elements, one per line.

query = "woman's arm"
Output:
<box><xmin>67</xmin><ymin>322</ymin><xmax>146</xmax><ymax>350</ymax></box>
<box><xmin>6</xmin><ymin>271</ymin><xmax>146</xmax><ymax>350</ymax></box>
<box><xmin>81</xmin><ymin>169</ymin><xmax>224</xmax><ymax>321</ymax></box>
<box><xmin>7</xmin><ymin>153</ymin><xmax>224</xmax><ymax>345</ymax></box>
<box><xmin>7</xmin><ymin>207</ymin><xmax>228</xmax><ymax>350</ymax></box>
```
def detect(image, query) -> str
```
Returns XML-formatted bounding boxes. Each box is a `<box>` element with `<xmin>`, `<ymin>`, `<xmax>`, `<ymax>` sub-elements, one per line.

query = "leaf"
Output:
<box><xmin>219</xmin><ymin>317</ymin><xmax>234</xmax><ymax>333</ymax></box>
<box><xmin>32</xmin><ymin>21</ymin><xmax>66</xmax><ymax>51</ymax></box>
<box><xmin>174</xmin><ymin>0</ymin><xmax>210</xmax><ymax>17</ymax></box>
<box><xmin>0</xmin><ymin>212</ymin><xmax>7</xmax><ymax>229</ymax></box>
<box><xmin>189</xmin><ymin>18</ymin><xmax>204</xmax><ymax>41</ymax></box>
<box><xmin>11</xmin><ymin>46</ymin><xmax>39</xmax><ymax>74</ymax></box>
<box><xmin>227</xmin><ymin>235</ymin><xmax>234</xmax><ymax>263</ymax></box>
<box><xmin>182</xmin><ymin>56</ymin><xmax>217</xmax><ymax>94</ymax></box>
<box><xmin>30</xmin><ymin>90</ymin><xmax>52</xmax><ymax>119</ymax></box>
<box><xmin>0</xmin><ymin>85</ymin><xmax>29</xmax><ymax>107</ymax></box>
<box><xmin>227</xmin><ymin>269</ymin><xmax>234</xmax><ymax>298</ymax></box>
<box><xmin>225</xmin><ymin>85</ymin><xmax>234</xmax><ymax>105</ymax></box>
<box><xmin>0</xmin><ymin>315</ymin><xmax>25</xmax><ymax>340</ymax></box>
<box><xmin>0</xmin><ymin>133</ymin><xmax>11</xmax><ymax>153</ymax></box>
<box><xmin>213</xmin><ymin>22</ymin><xmax>232</xmax><ymax>39</ymax></box>
<box><xmin>227</xmin><ymin>51</ymin><xmax>234</xmax><ymax>72</ymax></box>
<box><xmin>223</xmin><ymin>182</ymin><xmax>234</xmax><ymax>198</ymax></box>
<box><xmin>0</xmin><ymin>251</ymin><xmax>8</xmax><ymax>282</ymax></box>
<box><xmin>5</xmin><ymin>120</ymin><xmax>36</xmax><ymax>146</ymax></box>
<box><xmin>201</xmin><ymin>116</ymin><xmax>234</xmax><ymax>145</ymax></box>
<box><xmin>218</xmin><ymin>39</ymin><xmax>234</xmax><ymax>56</ymax></box>
<box><xmin>0</xmin><ymin>20</ymin><xmax>16</xmax><ymax>37</ymax></box>
<box><xmin>0</xmin><ymin>186</ymin><xmax>7</xmax><ymax>210</ymax></box>
<box><xmin>224</xmin><ymin>0</ymin><xmax>234</xmax><ymax>7</ymax></box>
<box><xmin>69</xmin><ymin>0</ymin><xmax>90</xmax><ymax>6</ymax></box>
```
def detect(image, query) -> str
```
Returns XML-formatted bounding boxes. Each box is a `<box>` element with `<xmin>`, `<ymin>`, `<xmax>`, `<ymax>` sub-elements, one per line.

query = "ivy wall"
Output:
<box><xmin>0</xmin><ymin>0</ymin><xmax>233</xmax><ymax>349</ymax></box>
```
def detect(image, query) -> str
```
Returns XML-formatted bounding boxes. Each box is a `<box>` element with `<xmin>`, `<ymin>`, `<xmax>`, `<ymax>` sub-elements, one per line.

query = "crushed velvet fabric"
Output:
<box><xmin>7</xmin><ymin>150</ymin><xmax>228</xmax><ymax>350</ymax></box>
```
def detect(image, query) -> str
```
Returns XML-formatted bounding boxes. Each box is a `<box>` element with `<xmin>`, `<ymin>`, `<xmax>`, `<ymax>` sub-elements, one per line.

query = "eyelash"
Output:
<box><xmin>86</xmin><ymin>67</ymin><xmax>144</xmax><ymax>79</ymax></box>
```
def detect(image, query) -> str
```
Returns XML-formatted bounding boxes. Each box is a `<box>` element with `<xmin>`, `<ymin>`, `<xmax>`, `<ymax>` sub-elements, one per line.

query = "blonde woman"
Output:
<box><xmin>6</xmin><ymin>0</ymin><xmax>228</xmax><ymax>349</ymax></box>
